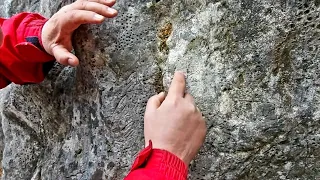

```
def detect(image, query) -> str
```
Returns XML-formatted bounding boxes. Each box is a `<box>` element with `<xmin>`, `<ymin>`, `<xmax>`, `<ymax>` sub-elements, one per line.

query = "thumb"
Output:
<box><xmin>52</xmin><ymin>46</ymin><xmax>79</xmax><ymax>66</ymax></box>
<box><xmin>145</xmin><ymin>92</ymin><xmax>166</xmax><ymax>111</ymax></box>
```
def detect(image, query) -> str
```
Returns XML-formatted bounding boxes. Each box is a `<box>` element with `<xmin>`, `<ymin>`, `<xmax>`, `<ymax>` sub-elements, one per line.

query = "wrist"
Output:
<box><xmin>152</xmin><ymin>144</ymin><xmax>191</xmax><ymax>166</ymax></box>
<box><xmin>40</xmin><ymin>21</ymin><xmax>52</xmax><ymax>55</ymax></box>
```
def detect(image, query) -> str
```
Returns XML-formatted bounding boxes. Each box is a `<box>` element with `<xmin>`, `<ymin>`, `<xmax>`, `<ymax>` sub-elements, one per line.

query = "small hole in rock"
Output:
<box><xmin>290</xmin><ymin>23</ymin><xmax>295</xmax><ymax>28</ymax></box>
<box><xmin>308</xmin><ymin>46</ymin><xmax>314</xmax><ymax>51</ymax></box>
<box><xmin>265</xmin><ymin>8</ymin><xmax>272</xmax><ymax>14</ymax></box>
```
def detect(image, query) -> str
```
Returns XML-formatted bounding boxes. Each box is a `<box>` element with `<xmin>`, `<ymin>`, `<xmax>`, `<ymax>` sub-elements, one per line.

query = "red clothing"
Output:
<box><xmin>0</xmin><ymin>12</ymin><xmax>54</xmax><ymax>89</ymax></box>
<box><xmin>0</xmin><ymin>13</ymin><xmax>188</xmax><ymax>179</ymax></box>
<box><xmin>125</xmin><ymin>140</ymin><xmax>188</xmax><ymax>180</ymax></box>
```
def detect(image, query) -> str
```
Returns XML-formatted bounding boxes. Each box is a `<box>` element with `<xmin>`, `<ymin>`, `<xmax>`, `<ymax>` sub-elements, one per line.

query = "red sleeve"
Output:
<box><xmin>125</xmin><ymin>141</ymin><xmax>188</xmax><ymax>180</ymax></box>
<box><xmin>0</xmin><ymin>12</ymin><xmax>55</xmax><ymax>89</ymax></box>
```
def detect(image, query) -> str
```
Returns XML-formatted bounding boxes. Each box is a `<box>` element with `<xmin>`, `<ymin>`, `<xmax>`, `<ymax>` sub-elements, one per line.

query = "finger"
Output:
<box><xmin>146</xmin><ymin>92</ymin><xmax>166</xmax><ymax>111</ymax></box>
<box><xmin>61</xmin><ymin>10</ymin><xmax>107</xmax><ymax>32</ymax></box>
<box><xmin>167</xmin><ymin>72</ymin><xmax>186</xmax><ymax>99</ymax></box>
<box><xmin>52</xmin><ymin>46</ymin><xmax>79</xmax><ymax>66</ymax></box>
<box><xmin>72</xmin><ymin>1</ymin><xmax>118</xmax><ymax>17</ymax></box>
<box><xmin>184</xmin><ymin>93</ymin><xmax>195</xmax><ymax>104</ymax></box>
<box><xmin>158</xmin><ymin>92</ymin><xmax>166</xmax><ymax>104</ymax></box>
<box><xmin>85</xmin><ymin>0</ymin><xmax>117</xmax><ymax>7</ymax></box>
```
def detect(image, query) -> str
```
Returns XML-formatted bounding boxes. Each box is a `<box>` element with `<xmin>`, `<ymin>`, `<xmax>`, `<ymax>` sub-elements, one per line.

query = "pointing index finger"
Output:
<box><xmin>167</xmin><ymin>72</ymin><xmax>186</xmax><ymax>98</ymax></box>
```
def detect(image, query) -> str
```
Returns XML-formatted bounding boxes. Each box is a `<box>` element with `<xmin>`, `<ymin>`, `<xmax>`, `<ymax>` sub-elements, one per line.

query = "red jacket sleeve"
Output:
<box><xmin>125</xmin><ymin>141</ymin><xmax>188</xmax><ymax>180</ymax></box>
<box><xmin>0</xmin><ymin>12</ymin><xmax>55</xmax><ymax>89</ymax></box>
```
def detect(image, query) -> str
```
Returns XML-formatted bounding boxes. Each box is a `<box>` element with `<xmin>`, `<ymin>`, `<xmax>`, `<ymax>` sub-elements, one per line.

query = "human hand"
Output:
<box><xmin>41</xmin><ymin>0</ymin><xmax>118</xmax><ymax>66</ymax></box>
<box><xmin>144</xmin><ymin>72</ymin><xmax>207</xmax><ymax>165</ymax></box>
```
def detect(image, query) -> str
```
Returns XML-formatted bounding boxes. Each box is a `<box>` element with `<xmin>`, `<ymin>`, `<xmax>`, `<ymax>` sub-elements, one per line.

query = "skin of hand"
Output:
<box><xmin>144</xmin><ymin>72</ymin><xmax>207</xmax><ymax>165</ymax></box>
<box><xmin>41</xmin><ymin>0</ymin><xmax>118</xmax><ymax>66</ymax></box>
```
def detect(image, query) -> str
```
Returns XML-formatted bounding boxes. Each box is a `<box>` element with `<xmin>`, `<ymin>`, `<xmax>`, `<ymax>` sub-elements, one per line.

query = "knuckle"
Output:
<box><xmin>77</xmin><ymin>1</ymin><xmax>88</xmax><ymax>9</ymax></box>
<box><xmin>199</xmin><ymin>118</ymin><xmax>207</xmax><ymax>129</ymax></box>
<box><xmin>186</xmin><ymin>94</ymin><xmax>195</xmax><ymax>101</ymax></box>
<box><xmin>69</xmin><ymin>11</ymin><xmax>77</xmax><ymax>20</ymax></box>
<box><xmin>147</xmin><ymin>95</ymin><xmax>157</xmax><ymax>104</ymax></box>
<box><xmin>100</xmin><ymin>6</ymin><xmax>107</xmax><ymax>13</ymax></box>
<box><xmin>82</xmin><ymin>1</ymin><xmax>88</xmax><ymax>8</ymax></box>
<box><xmin>199</xmin><ymin>115</ymin><xmax>205</xmax><ymax>123</ymax></box>
<box><xmin>167</xmin><ymin>98</ymin><xmax>179</xmax><ymax>107</ymax></box>
<box><xmin>59</xmin><ymin>6</ymin><xmax>68</xmax><ymax>12</ymax></box>
<box><xmin>187</xmin><ymin>104</ymin><xmax>197</xmax><ymax>113</ymax></box>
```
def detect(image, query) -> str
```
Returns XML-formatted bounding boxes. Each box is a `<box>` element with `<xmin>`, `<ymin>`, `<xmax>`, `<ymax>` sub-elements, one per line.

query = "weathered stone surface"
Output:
<box><xmin>1</xmin><ymin>0</ymin><xmax>320</xmax><ymax>179</ymax></box>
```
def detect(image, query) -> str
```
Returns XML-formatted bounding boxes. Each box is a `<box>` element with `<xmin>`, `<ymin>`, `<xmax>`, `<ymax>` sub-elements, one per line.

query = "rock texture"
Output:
<box><xmin>1</xmin><ymin>0</ymin><xmax>320</xmax><ymax>179</ymax></box>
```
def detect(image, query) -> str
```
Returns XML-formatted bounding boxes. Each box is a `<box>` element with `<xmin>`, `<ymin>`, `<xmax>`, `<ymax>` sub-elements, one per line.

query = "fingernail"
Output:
<box><xmin>107</xmin><ymin>7</ymin><xmax>118</xmax><ymax>14</ymax></box>
<box><xmin>158</xmin><ymin>92</ymin><xmax>165</xmax><ymax>96</ymax></box>
<box><xmin>105</xmin><ymin>0</ymin><xmax>115</xmax><ymax>3</ymax></box>
<box><xmin>68</xmin><ymin>58</ymin><xmax>79</xmax><ymax>67</ymax></box>
<box><xmin>94</xmin><ymin>14</ymin><xmax>105</xmax><ymax>20</ymax></box>
<box><xmin>176</xmin><ymin>71</ymin><xmax>186</xmax><ymax>77</ymax></box>
<box><xmin>67</xmin><ymin>58</ymin><xmax>74</xmax><ymax>66</ymax></box>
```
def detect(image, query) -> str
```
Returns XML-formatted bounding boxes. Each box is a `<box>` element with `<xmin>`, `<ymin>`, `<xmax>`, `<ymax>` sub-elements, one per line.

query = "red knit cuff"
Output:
<box><xmin>130</xmin><ymin>140</ymin><xmax>153</xmax><ymax>171</ymax></box>
<box><xmin>145</xmin><ymin>149</ymin><xmax>188</xmax><ymax>180</ymax></box>
<box><xmin>36</xmin><ymin>18</ymin><xmax>48</xmax><ymax>50</ymax></box>
<box><xmin>130</xmin><ymin>140</ymin><xmax>188</xmax><ymax>180</ymax></box>
<box><xmin>16</xmin><ymin>13</ymin><xmax>54</xmax><ymax>62</ymax></box>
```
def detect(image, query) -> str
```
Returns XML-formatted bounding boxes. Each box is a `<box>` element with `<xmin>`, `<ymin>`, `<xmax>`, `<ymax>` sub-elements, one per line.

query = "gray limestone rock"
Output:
<box><xmin>1</xmin><ymin>0</ymin><xmax>320</xmax><ymax>179</ymax></box>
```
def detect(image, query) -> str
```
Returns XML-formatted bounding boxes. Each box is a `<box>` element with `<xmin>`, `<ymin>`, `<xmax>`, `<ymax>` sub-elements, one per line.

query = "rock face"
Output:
<box><xmin>1</xmin><ymin>0</ymin><xmax>320</xmax><ymax>179</ymax></box>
